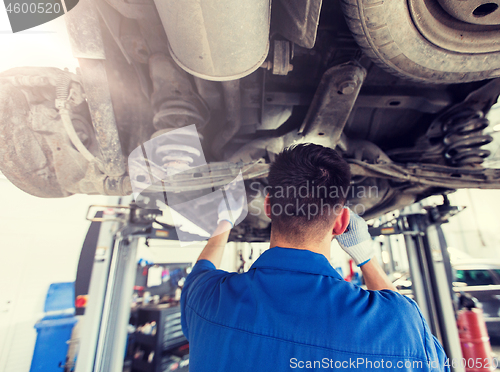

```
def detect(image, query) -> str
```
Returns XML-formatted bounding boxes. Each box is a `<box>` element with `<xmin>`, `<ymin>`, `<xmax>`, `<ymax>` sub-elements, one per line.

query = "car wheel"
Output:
<box><xmin>340</xmin><ymin>0</ymin><xmax>500</xmax><ymax>83</ymax></box>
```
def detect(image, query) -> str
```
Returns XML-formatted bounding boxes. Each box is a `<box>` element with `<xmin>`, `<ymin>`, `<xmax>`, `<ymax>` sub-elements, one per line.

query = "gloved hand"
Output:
<box><xmin>217</xmin><ymin>191</ymin><xmax>246</xmax><ymax>227</ymax></box>
<box><xmin>337</xmin><ymin>207</ymin><xmax>374</xmax><ymax>266</ymax></box>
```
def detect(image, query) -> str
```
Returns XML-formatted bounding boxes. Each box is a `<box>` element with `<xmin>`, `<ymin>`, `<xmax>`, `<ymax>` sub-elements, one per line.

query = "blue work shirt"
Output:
<box><xmin>181</xmin><ymin>247</ymin><xmax>449</xmax><ymax>371</ymax></box>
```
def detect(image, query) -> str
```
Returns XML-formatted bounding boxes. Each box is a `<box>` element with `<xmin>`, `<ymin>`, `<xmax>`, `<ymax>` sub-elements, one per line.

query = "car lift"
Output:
<box><xmin>73</xmin><ymin>203</ymin><xmax>205</xmax><ymax>372</ymax></box>
<box><xmin>369</xmin><ymin>197</ymin><xmax>465</xmax><ymax>372</ymax></box>
<box><xmin>73</xmin><ymin>199</ymin><xmax>466</xmax><ymax>372</ymax></box>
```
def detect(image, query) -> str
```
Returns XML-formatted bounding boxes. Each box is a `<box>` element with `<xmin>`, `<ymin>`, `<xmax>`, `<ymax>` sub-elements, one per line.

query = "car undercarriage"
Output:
<box><xmin>1</xmin><ymin>0</ymin><xmax>500</xmax><ymax>241</ymax></box>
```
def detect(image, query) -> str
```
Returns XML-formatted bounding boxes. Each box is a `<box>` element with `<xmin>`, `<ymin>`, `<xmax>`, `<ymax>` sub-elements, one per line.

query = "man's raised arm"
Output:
<box><xmin>337</xmin><ymin>209</ymin><xmax>397</xmax><ymax>291</ymax></box>
<box><xmin>196</xmin><ymin>192</ymin><xmax>246</xmax><ymax>268</ymax></box>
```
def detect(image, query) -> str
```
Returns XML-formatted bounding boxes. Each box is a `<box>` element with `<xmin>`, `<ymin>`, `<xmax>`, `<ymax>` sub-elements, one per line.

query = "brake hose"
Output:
<box><xmin>55</xmin><ymin>72</ymin><xmax>102</xmax><ymax>165</ymax></box>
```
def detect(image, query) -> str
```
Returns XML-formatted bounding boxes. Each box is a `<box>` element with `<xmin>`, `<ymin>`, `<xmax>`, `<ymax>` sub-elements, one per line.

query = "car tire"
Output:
<box><xmin>340</xmin><ymin>0</ymin><xmax>500</xmax><ymax>83</ymax></box>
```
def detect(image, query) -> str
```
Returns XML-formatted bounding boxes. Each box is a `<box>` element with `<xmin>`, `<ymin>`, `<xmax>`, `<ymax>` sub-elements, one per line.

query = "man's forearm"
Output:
<box><xmin>196</xmin><ymin>221</ymin><xmax>232</xmax><ymax>268</ymax></box>
<box><xmin>360</xmin><ymin>258</ymin><xmax>397</xmax><ymax>291</ymax></box>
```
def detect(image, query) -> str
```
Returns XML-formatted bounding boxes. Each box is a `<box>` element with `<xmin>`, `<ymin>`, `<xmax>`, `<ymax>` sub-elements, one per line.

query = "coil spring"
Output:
<box><xmin>56</xmin><ymin>72</ymin><xmax>72</xmax><ymax>100</ymax></box>
<box><xmin>152</xmin><ymin>127</ymin><xmax>202</xmax><ymax>169</ymax></box>
<box><xmin>151</xmin><ymin>95</ymin><xmax>209</xmax><ymax>170</ymax></box>
<box><xmin>443</xmin><ymin>109</ymin><xmax>493</xmax><ymax>166</ymax></box>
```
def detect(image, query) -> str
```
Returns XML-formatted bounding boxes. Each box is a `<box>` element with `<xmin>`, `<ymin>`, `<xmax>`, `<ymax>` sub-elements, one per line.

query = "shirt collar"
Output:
<box><xmin>250</xmin><ymin>247</ymin><xmax>343</xmax><ymax>280</ymax></box>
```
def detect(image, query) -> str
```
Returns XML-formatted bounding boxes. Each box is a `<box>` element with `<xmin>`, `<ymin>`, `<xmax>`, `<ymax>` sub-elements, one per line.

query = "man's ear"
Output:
<box><xmin>332</xmin><ymin>207</ymin><xmax>349</xmax><ymax>235</ymax></box>
<box><xmin>264</xmin><ymin>193</ymin><xmax>272</xmax><ymax>219</ymax></box>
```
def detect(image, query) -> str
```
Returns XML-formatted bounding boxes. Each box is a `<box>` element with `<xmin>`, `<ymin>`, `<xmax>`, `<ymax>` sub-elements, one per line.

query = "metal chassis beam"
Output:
<box><xmin>65</xmin><ymin>0</ymin><xmax>126</xmax><ymax>179</ymax></box>
<box><xmin>284</xmin><ymin>62</ymin><xmax>366</xmax><ymax>148</ymax></box>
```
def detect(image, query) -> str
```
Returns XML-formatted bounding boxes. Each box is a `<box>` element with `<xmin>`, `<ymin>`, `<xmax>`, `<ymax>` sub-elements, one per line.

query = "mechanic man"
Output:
<box><xmin>181</xmin><ymin>143</ymin><xmax>449</xmax><ymax>371</ymax></box>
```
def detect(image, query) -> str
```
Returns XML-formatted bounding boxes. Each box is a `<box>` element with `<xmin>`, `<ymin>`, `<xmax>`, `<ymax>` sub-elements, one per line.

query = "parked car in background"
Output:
<box><xmin>453</xmin><ymin>261</ymin><xmax>500</xmax><ymax>337</ymax></box>
<box><xmin>394</xmin><ymin>260</ymin><xmax>500</xmax><ymax>337</ymax></box>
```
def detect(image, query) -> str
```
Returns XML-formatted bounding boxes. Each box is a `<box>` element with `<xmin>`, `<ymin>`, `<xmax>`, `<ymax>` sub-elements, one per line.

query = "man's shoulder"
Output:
<box><xmin>334</xmin><ymin>280</ymin><xmax>421</xmax><ymax>312</ymax></box>
<box><xmin>369</xmin><ymin>288</ymin><xmax>417</xmax><ymax>304</ymax></box>
<box><xmin>334</xmin><ymin>285</ymin><xmax>427</xmax><ymax>339</ymax></box>
<box><xmin>367</xmin><ymin>289</ymin><xmax>424</xmax><ymax>321</ymax></box>
<box><xmin>182</xmin><ymin>260</ymin><xmax>234</xmax><ymax>306</ymax></box>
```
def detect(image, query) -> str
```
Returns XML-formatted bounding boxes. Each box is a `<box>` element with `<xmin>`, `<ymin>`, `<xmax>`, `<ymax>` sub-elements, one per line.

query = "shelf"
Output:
<box><xmin>132</xmin><ymin>358</ymin><xmax>155</xmax><ymax>372</ymax></box>
<box><xmin>131</xmin><ymin>305</ymin><xmax>186</xmax><ymax>372</ymax></box>
<box><xmin>134</xmin><ymin>332</ymin><xmax>156</xmax><ymax>348</ymax></box>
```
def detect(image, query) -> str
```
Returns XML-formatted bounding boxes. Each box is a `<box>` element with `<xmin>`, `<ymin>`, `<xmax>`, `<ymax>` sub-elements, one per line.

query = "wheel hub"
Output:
<box><xmin>438</xmin><ymin>0</ymin><xmax>500</xmax><ymax>25</ymax></box>
<box><xmin>408</xmin><ymin>0</ymin><xmax>500</xmax><ymax>53</ymax></box>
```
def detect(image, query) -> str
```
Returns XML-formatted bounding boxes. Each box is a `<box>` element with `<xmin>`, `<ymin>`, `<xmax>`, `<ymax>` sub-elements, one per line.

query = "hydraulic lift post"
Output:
<box><xmin>370</xmin><ymin>200</ymin><xmax>465</xmax><ymax>372</ymax></box>
<box><xmin>74</xmin><ymin>204</ymin><xmax>207</xmax><ymax>372</ymax></box>
<box><xmin>75</xmin><ymin>209</ymin><xmax>124</xmax><ymax>372</ymax></box>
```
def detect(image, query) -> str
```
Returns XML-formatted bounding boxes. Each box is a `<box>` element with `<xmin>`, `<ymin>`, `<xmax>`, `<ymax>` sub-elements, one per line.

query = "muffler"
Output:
<box><xmin>153</xmin><ymin>0</ymin><xmax>271</xmax><ymax>81</ymax></box>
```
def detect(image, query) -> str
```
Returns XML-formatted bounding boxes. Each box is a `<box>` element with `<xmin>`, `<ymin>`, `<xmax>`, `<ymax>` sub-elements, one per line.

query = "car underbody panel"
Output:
<box><xmin>1</xmin><ymin>0</ymin><xmax>500</xmax><ymax>240</ymax></box>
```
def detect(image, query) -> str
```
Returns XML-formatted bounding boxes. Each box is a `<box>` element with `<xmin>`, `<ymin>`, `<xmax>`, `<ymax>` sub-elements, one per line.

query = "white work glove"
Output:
<box><xmin>337</xmin><ymin>208</ymin><xmax>375</xmax><ymax>266</ymax></box>
<box><xmin>217</xmin><ymin>191</ymin><xmax>246</xmax><ymax>227</ymax></box>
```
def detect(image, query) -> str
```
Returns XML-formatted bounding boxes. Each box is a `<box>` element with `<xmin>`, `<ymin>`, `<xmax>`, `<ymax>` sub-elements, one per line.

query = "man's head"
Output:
<box><xmin>265</xmin><ymin>143</ymin><xmax>351</xmax><ymax>245</ymax></box>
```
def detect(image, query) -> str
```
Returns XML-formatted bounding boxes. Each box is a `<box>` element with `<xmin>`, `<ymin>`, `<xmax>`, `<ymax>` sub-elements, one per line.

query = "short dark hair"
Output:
<box><xmin>267</xmin><ymin>143</ymin><xmax>351</xmax><ymax>242</ymax></box>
